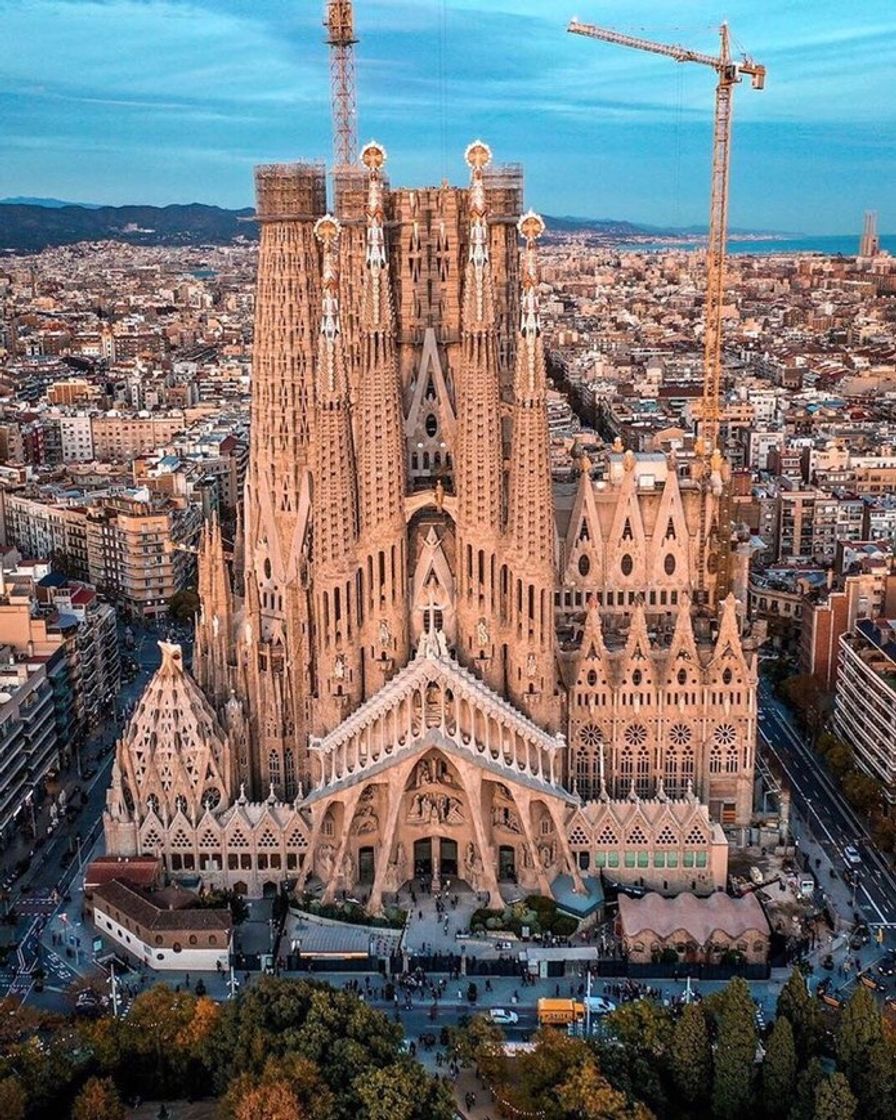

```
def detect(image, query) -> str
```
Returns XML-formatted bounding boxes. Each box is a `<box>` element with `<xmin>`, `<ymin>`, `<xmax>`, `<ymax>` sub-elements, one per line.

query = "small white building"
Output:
<box><xmin>92</xmin><ymin>879</ymin><xmax>231</xmax><ymax>971</ymax></box>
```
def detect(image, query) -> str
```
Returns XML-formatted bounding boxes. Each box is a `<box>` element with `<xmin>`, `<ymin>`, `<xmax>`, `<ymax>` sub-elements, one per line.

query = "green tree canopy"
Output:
<box><xmin>354</xmin><ymin>1062</ymin><xmax>455</xmax><ymax>1120</ymax></box>
<box><xmin>711</xmin><ymin>977</ymin><xmax>758</xmax><ymax>1120</ymax></box>
<box><xmin>776</xmin><ymin>967</ymin><xmax>823</xmax><ymax>1061</ymax></box>
<box><xmin>836</xmin><ymin>985</ymin><xmax>883</xmax><ymax>1093</ymax></box>
<box><xmin>669</xmin><ymin>1002</ymin><xmax>711</xmax><ymax>1109</ymax></box>
<box><xmin>762</xmin><ymin>1016</ymin><xmax>797</xmax><ymax>1119</ymax></box>
<box><xmin>813</xmin><ymin>1072</ymin><xmax>856</xmax><ymax>1120</ymax></box>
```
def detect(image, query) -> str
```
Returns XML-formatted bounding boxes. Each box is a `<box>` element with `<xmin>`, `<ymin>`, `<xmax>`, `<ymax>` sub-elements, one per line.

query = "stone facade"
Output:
<box><xmin>104</xmin><ymin>139</ymin><xmax>758</xmax><ymax>906</ymax></box>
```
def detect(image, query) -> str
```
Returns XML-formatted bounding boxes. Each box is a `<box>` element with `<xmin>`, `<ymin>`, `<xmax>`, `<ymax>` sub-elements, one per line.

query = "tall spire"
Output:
<box><xmin>240</xmin><ymin>162</ymin><xmax>325</xmax><ymax>797</ymax></box>
<box><xmin>194</xmin><ymin>513</ymin><xmax>232</xmax><ymax>710</ymax></box>
<box><xmin>507</xmin><ymin>210</ymin><xmax>554</xmax><ymax>568</ymax></box>
<box><xmin>355</xmin><ymin>142</ymin><xmax>409</xmax><ymax>684</ymax></box>
<box><xmin>311</xmin><ymin>214</ymin><xmax>361</xmax><ymax>731</ymax></box>
<box><xmin>454</xmin><ymin>140</ymin><xmax>505</xmax><ymax>687</ymax></box>
<box><xmin>506</xmin><ymin>211</ymin><xmax>559</xmax><ymax>729</ymax></box>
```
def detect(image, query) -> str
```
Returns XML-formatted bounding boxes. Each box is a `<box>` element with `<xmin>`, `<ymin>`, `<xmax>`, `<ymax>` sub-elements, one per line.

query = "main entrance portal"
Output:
<box><xmin>413</xmin><ymin>836</ymin><xmax>459</xmax><ymax>885</ymax></box>
<box><xmin>440</xmin><ymin>838</ymin><xmax>458</xmax><ymax>879</ymax></box>
<box><xmin>413</xmin><ymin>838</ymin><xmax>433</xmax><ymax>878</ymax></box>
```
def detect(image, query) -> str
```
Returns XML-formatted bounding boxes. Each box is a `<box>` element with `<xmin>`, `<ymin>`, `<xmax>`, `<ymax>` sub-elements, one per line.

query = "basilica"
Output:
<box><xmin>103</xmin><ymin>138</ymin><xmax>758</xmax><ymax>909</ymax></box>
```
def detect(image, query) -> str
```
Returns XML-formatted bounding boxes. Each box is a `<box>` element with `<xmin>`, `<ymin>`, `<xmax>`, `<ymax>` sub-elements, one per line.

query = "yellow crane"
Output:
<box><xmin>567</xmin><ymin>19</ymin><xmax>765</xmax><ymax>452</ymax></box>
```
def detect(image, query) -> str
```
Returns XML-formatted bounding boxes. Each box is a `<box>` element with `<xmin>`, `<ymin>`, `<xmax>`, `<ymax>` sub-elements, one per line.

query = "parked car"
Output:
<box><xmin>488</xmin><ymin>1008</ymin><xmax>519</xmax><ymax>1026</ymax></box>
<box><xmin>859</xmin><ymin>972</ymin><xmax>887</xmax><ymax>993</ymax></box>
<box><xmin>877</xmin><ymin>952</ymin><xmax>896</xmax><ymax>978</ymax></box>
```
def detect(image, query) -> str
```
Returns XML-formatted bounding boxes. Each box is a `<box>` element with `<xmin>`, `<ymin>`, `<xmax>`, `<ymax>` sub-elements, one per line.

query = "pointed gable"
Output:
<box><xmin>118</xmin><ymin>642</ymin><xmax>232</xmax><ymax>824</ymax></box>
<box><xmin>563</xmin><ymin>459</ymin><xmax>604</xmax><ymax>586</ymax></box>
<box><xmin>607</xmin><ymin>462</ymin><xmax>647</xmax><ymax>587</ymax></box>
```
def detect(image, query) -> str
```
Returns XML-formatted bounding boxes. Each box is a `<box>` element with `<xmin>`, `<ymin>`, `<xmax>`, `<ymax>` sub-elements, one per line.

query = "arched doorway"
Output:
<box><xmin>358</xmin><ymin>846</ymin><xmax>375</xmax><ymax>884</ymax></box>
<box><xmin>440</xmin><ymin>837</ymin><xmax>458</xmax><ymax>878</ymax></box>
<box><xmin>414</xmin><ymin>838</ymin><xmax>433</xmax><ymax>878</ymax></box>
<box><xmin>498</xmin><ymin>845</ymin><xmax>516</xmax><ymax>883</ymax></box>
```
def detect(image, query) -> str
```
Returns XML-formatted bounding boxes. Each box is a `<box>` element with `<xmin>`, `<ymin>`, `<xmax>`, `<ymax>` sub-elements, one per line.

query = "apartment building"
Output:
<box><xmin>91</xmin><ymin>412</ymin><xmax>187</xmax><ymax>462</ymax></box>
<box><xmin>835</xmin><ymin>619</ymin><xmax>896</xmax><ymax>809</ymax></box>
<box><xmin>85</xmin><ymin>494</ymin><xmax>200</xmax><ymax>619</ymax></box>
<box><xmin>0</xmin><ymin>655</ymin><xmax>58</xmax><ymax>842</ymax></box>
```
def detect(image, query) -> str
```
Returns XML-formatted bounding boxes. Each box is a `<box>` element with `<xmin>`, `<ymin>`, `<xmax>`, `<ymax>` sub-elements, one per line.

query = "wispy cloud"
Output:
<box><xmin>0</xmin><ymin>0</ymin><xmax>892</xmax><ymax>230</ymax></box>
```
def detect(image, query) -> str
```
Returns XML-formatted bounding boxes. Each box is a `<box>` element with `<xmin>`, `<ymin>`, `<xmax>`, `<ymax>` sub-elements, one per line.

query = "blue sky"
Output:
<box><xmin>2</xmin><ymin>0</ymin><xmax>893</xmax><ymax>233</ymax></box>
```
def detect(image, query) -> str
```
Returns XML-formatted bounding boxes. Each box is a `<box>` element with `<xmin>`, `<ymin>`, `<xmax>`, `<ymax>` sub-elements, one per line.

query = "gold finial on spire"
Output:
<box><xmin>360</xmin><ymin>139</ymin><xmax>387</xmax><ymax>172</ymax></box>
<box><xmin>464</xmin><ymin>139</ymin><xmax>492</xmax><ymax>173</ymax></box>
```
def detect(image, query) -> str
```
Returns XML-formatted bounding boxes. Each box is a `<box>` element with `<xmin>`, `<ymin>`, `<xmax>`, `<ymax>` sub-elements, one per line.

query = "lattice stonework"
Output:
<box><xmin>568</xmin><ymin>826</ymin><xmax>589</xmax><ymax>847</ymax></box>
<box><xmin>685</xmin><ymin>827</ymin><xmax>707</xmax><ymax>846</ymax></box>
<box><xmin>597</xmin><ymin>826</ymin><xmax>619</xmax><ymax>846</ymax></box>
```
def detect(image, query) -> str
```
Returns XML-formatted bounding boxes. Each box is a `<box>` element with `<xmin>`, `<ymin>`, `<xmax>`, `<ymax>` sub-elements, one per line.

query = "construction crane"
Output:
<box><xmin>325</xmin><ymin>1</ymin><xmax>359</xmax><ymax>170</ymax></box>
<box><xmin>568</xmin><ymin>19</ymin><xmax>765</xmax><ymax>452</ymax></box>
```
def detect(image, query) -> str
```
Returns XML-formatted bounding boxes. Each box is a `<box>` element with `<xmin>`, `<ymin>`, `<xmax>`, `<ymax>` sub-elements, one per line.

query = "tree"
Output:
<box><xmin>601</xmin><ymin>999</ymin><xmax>673</xmax><ymax>1114</ymax></box>
<box><xmin>813</xmin><ymin>1073</ymin><xmax>856</xmax><ymax>1120</ymax></box>
<box><xmin>669</xmin><ymin>1003</ymin><xmax>711</xmax><ymax>1109</ymax></box>
<box><xmin>72</xmin><ymin>1077</ymin><xmax>125</xmax><ymax>1120</ymax></box>
<box><xmin>558</xmin><ymin>1058</ymin><xmax>654</xmax><ymax>1120</ymax></box>
<box><xmin>836</xmin><ymin>986</ymin><xmax>883</xmax><ymax>1095</ymax></box>
<box><xmin>860</xmin><ymin>1038</ymin><xmax>896</xmax><ymax>1120</ymax></box>
<box><xmin>842</xmin><ymin>771</ymin><xmax>884</xmax><ymax>817</ymax></box>
<box><xmin>712</xmin><ymin>978</ymin><xmax>757</xmax><ymax>1120</ymax></box>
<box><xmin>762</xmin><ymin>1017</ymin><xmax>797</xmax><ymax>1119</ymax></box>
<box><xmin>167</xmin><ymin>588</ymin><xmax>200</xmax><ymax>622</ymax></box>
<box><xmin>233</xmin><ymin>1081</ymin><xmax>305</xmax><ymax>1120</ymax></box>
<box><xmin>452</xmin><ymin>1014</ymin><xmax>504</xmax><ymax>1082</ymax></box>
<box><xmin>781</xmin><ymin>674</ymin><xmax>831</xmax><ymax>737</ymax></box>
<box><xmin>354</xmin><ymin>1063</ymin><xmax>456</xmax><ymax>1120</ymax></box>
<box><xmin>788</xmin><ymin>1058</ymin><xmax>824</xmax><ymax>1120</ymax></box>
<box><xmin>0</xmin><ymin>1077</ymin><xmax>26</xmax><ymax>1120</ymax></box>
<box><xmin>776</xmin><ymin>968</ymin><xmax>822</xmax><ymax>1061</ymax></box>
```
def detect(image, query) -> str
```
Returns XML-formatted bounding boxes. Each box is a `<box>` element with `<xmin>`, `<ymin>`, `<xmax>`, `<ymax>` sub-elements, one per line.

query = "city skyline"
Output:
<box><xmin>2</xmin><ymin>0</ymin><xmax>893</xmax><ymax>234</ymax></box>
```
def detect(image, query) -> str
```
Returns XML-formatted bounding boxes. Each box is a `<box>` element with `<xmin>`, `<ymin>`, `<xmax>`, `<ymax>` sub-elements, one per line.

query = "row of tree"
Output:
<box><xmin>460</xmin><ymin>969</ymin><xmax>896</xmax><ymax>1120</ymax></box>
<box><xmin>0</xmin><ymin>977</ymin><xmax>455</xmax><ymax>1119</ymax></box>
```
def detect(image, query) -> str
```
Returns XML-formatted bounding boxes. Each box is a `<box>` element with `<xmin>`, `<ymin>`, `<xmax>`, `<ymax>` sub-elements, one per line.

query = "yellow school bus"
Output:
<box><xmin>537</xmin><ymin>998</ymin><xmax>586</xmax><ymax>1026</ymax></box>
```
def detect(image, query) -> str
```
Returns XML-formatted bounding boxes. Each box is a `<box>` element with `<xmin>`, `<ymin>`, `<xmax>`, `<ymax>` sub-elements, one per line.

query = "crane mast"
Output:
<box><xmin>568</xmin><ymin>19</ymin><xmax>765</xmax><ymax>452</ymax></box>
<box><xmin>325</xmin><ymin>1</ymin><xmax>359</xmax><ymax>169</ymax></box>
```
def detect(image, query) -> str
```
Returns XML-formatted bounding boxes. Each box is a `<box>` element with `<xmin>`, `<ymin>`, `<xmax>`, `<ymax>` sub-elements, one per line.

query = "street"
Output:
<box><xmin>757</xmin><ymin>676</ymin><xmax>896</xmax><ymax>928</ymax></box>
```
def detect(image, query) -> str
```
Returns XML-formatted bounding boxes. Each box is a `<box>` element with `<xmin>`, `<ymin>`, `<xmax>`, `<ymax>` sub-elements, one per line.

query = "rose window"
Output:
<box><xmin>624</xmin><ymin>723</ymin><xmax>648</xmax><ymax>748</ymax></box>
<box><xmin>202</xmin><ymin>787</ymin><xmax>222</xmax><ymax>810</ymax></box>
<box><xmin>578</xmin><ymin>724</ymin><xmax>603</xmax><ymax>748</ymax></box>
<box><xmin>668</xmin><ymin>724</ymin><xmax>692</xmax><ymax>748</ymax></box>
<box><xmin>713</xmin><ymin>723</ymin><xmax>737</xmax><ymax>747</ymax></box>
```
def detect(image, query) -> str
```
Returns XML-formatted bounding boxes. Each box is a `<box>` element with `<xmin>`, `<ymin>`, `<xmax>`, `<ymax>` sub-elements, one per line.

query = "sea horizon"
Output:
<box><xmin>616</xmin><ymin>233</ymin><xmax>895</xmax><ymax>256</ymax></box>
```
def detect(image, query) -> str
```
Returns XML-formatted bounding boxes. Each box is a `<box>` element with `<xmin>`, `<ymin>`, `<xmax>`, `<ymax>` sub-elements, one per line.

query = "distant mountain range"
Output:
<box><xmin>0</xmin><ymin>198</ymin><xmax>787</xmax><ymax>254</ymax></box>
<box><xmin>0</xmin><ymin>201</ymin><xmax>255</xmax><ymax>252</ymax></box>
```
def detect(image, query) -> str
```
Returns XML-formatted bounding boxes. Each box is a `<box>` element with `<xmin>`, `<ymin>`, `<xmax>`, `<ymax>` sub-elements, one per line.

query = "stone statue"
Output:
<box><xmin>352</xmin><ymin>804</ymin><xmax>379</xmax><ymax>835</ymax></box>
<box><xmin>526</xmin><ymin>652</ymin><xmax>537</xmax><ymax>678</ymax></box>
<box><xmin>539</xmin><ymin>842</ymin><xmax>555</xmax><ymax>870</ymax></box>
<box><xmin>318</xmin><ymin>843</ymin><xmax>335</xmax><ymax>879</ymax></box>
<box><xmin>341</xmin><ymin>850</ymin><xmax>354</xmax><ymax>882</ymax></box>
<box><xmin>393</xmin><ymin>841</ymin><xmax>407</xmax><ymax>879</ymax></box>
<box><xmin>378</xmin><ymin>619</ymin><xmax>391</xmax><ymax>647</ymax></box>
<box><xmin>476</xmin><ymin>617</ymin><xmax>490</xmax><ymax>648</ymax></box>
<box><xmin>492</xmin><ymin>804</ymin><xmax>522</xmax><ymax>834</ymax></box>
<box><xmin>416</xmin><ymin>758</ymin><xmax>433</xmax><ymax>787</ymax></box>
<box><xmin>333</xmin><ymin>653</ymin><xmax>346</xmax><ymax>680</ymax></box>
<box><xmin>464</xmin><ymin>841</ymin><xmax>483</xmax><ymax>876</ymax></box>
